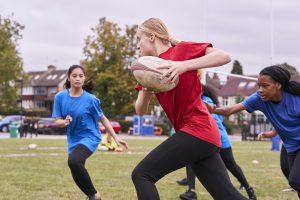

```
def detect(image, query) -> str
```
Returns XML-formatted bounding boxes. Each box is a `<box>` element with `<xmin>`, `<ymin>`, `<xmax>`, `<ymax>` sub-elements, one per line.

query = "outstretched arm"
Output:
<box><xmin>206</xmin><ymin>102</ymin><xmax>246</xmax><ymax>116</ymax></box>
<box><xmin>100</xmin><ymin>115</ymin><xmax>128</xmax><ymax>149</ymax></box>
<box><xmin>257</xmin><ymin>129</ymin><xmax>277</xmax><ymax>140</ymax></box>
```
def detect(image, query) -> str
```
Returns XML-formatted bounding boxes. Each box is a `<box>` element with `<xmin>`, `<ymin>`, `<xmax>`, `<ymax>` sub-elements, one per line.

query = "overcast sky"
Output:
<box><xmin>1</xmin><ymin>0</ymin><xmax>299</xmax><ymax>75</ymax></box>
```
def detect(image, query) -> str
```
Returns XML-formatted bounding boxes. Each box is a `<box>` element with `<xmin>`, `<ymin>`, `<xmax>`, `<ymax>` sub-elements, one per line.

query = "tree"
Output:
<box><xmin>231</xmin><ymin>60</ymin><xmax>243</xmax><ymax>75</ymax></box>
<box><xmin>0</xmin><ymin>15</ymin><xmax>24</xmax><ymax>114</ymax></box>
<box><xmin>81</xmin><ymin>18</ymin><xmax>139</xmax><ymax>117</ymax></box>
<box><xmin>279</xmin><ymin>62</ymin><xmax>299</xmax><ymax>76</ymax></box>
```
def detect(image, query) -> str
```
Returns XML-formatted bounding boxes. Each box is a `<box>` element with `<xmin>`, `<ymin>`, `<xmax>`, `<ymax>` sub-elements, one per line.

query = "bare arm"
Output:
<box><xmin>258</xmin><ymin>129</ymin><xmax>277</xmax><ymax>140</ymax></box>
<box><xmin>161</xmin><ymin>47</ymin><xmax>231</xmax><ymax>82</ymax></box>
<box><xmin>185</xmin><ymin>47</ymin><xmax>231</xmax><ymax>71</ymax></box>
<box><xmin>213</xmin><ymin>103</ymin><xmax>246</xmax><ymax>116</ymax></box>
<box><xmin>100</xmin><ymin>115</ymin><xmax>128</xmax><ymax>149</ymax></box>
<box><xmin>135</xmin><ymin>90</ymin><xmax>153</xmax><ymax>115</ymax></box>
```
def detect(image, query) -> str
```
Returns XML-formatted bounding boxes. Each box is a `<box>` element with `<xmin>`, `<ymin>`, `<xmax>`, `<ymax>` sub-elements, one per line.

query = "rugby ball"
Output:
<box><xmin>131</xmin><ymin>56</ymin><xmax>179</xmax><ymax>92</ymax></box>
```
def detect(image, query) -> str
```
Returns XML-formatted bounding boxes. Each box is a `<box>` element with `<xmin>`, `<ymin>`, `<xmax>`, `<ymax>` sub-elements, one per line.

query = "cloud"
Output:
<box><xmin>1</xmin><ymin>0</ymin><xmax>299</xmax><ymax>74</ymax></box>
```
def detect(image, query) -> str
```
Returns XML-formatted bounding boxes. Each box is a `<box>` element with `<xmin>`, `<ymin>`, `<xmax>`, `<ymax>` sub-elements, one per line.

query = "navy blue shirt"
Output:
<box><xmin>243</xmin><ymin>91</ymin><xmax>300</xmax><ymax>153</ymax></box>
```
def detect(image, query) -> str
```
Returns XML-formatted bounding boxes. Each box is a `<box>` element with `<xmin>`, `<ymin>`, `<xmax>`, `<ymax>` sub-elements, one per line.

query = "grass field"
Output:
<box><xmin>0</xmin><ymin>138</ymin><xmax>298</xmax><ymax>200</ymax></box>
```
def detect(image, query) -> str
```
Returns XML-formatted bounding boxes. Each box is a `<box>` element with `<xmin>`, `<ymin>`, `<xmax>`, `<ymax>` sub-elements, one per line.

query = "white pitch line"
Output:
<box><xmin>0</xmin><ymin>153</ymin><xmax>63</xmax><ymax>158</ymax></box>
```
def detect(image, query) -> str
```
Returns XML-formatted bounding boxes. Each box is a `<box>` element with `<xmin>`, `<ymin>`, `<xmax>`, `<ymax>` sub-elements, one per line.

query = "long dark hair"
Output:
<box><xmin>64</xmin><ymin>65</ymin><xmax>94</xmax><ymax>93</ymax></box>
<box><xmin>260</xmin><ymin>65</ymin><xmax>300</xmax><ymax>96</ymax></box>
<box><xmin>202</xmin><ymin>84</ymin><xmax>219</xmax><ymax>106</ymax></box>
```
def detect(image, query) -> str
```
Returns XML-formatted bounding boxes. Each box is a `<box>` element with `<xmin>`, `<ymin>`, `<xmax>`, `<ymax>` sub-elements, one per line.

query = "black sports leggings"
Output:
<box><xmin>131</xmin><ymin>131</ymin><xmax>247</xmax><ymax>200</ymax></box>
<box><xmin>68</xmin><ymin>144</ymin><xmax>97</xmax><ymax>196</ymax></box>
<box><xmin>287</xmin><ymin>148</ymin><xmax>300</xmax><ymax>198</ymax></box>
<box><xmin>280</xmin><ymin>144</ymin><xmax>289</xmax><ymax>180</ymax></box>
<box><xmin>186</xmin><ymin>147</ymin><xmax>250</xmax><ymax>190</ymax></box>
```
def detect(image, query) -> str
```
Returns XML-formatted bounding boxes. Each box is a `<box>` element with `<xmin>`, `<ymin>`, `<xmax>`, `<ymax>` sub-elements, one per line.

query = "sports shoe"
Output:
<box><xmin>246</xmin><ymin>187</ymin><xmax>257</xmax><ymax>200</ymax></box>
<box><xmin>179</xmin><ymin>190</ymin><xmax>197</xmax><ymax>200</ymax></box>
<box><xmin>177</xmin><ymin>178</ymin><xmax>188</xmax><ymax>186</ymax></box>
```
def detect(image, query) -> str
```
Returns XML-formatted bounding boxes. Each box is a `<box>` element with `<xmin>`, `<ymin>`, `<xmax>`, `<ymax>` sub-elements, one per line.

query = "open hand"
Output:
<box><xmin>116</xmin><ymin>138</ymin><xmax>129</xmax><ymax>150</ymax></box>
<box><xmin>157</xmin><ymin>61</ymin><xmax>186</xmax><ymax>83</ymax></box>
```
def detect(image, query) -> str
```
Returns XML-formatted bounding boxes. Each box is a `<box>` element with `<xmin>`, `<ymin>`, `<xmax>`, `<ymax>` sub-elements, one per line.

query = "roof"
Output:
<box><xmin>218</xmin><ymin>74</ymin><xmax>300</xmax><ymax>97</ymax></box>
<box><xmin>26</xmin><ymin>66</ymin><xmax>67</xmax><ymax>87</ymax></box>
<box><xmin>218</xmin><ymin>75</ymin><xmax>258</xmax><ymax>97</ymax></box>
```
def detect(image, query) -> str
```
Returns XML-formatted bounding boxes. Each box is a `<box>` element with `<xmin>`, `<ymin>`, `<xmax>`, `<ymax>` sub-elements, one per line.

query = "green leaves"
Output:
<box><xmin>81</xmin><ymin>18</ymin><xmax>139</xmax><ymax>117</ymax></box>
<box><xmin>0</xmin><ymin>16</ymin><xmax>24</xmax><ymax>114</ymax></box>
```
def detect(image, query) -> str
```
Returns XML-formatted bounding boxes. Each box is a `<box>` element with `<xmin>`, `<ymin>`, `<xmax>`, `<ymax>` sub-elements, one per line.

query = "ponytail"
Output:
<box><xmin>169</xmin><ymin>38</ymin><xmax>179</xmax><ymax>47</ymax></box>
<box><xmin>139</xmin><ymin>18</ymin><xmax>180</xmax><ymax>47</ymax></box>
<box><xmin>83</xmin><ymin>79</ymin><xmax>94</xmax><ymax>94</ymax></box>
<box><xmin>202</xmin><ymin>84</ymin><xmax>219</xmax><ymax>106</ymax></box>
<box><xmin>287</xmin><ymin>81</ymin><xmax>300</xmax><ymax>95</ymax></box>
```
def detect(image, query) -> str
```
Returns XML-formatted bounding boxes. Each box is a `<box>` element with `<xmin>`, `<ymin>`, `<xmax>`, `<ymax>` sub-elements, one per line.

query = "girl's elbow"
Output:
<box><xmin>225</xmin><ymin>54</ymin><xmax>231</xmax><ymax>64</ymax></box>
<box><xmin>222</xmin><ymin>52</ymin><xmax>231</xmax><ymax>64</ymax></box>
<box><xmin>217</xmin><ymin>50</ymin><xmax>231</xmax><ymax>64</ymax></box>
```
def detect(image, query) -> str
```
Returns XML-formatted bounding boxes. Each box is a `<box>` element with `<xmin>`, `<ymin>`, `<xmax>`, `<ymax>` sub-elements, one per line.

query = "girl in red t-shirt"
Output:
<box><xmin>131</xmin><ymin>18</ymin><xmax>248</xmax><ymax>200</ymax></box>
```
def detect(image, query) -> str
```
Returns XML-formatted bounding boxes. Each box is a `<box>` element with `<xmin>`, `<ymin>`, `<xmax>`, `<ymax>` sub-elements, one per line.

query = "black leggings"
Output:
<box><xmin>186</xmin><ymin>147</ymin><xmax>250</xmax><ymax>190</ymax></box>
<box><xmin>68</xmin><ymin>144</ymin><xmax>97</xmax><ymax>196</ymax></box>
<box><xmin>280</xmin><ymin>145</ymin><xmax>290</xmax><ymax>180</ymax></box>
<box><xmin>287</xmin><ymin>148</ymin><xmax>300</xmax><ymax>197</ymax></box>
<box><xmin>131</xmin><ymin>132</ymin><xmax>247</xmax><ymax>200</ymax></box>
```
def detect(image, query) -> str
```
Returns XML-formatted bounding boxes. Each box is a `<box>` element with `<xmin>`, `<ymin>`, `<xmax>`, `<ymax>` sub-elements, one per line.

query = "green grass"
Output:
<box><xmin>0</xmin><ymin>139</ymin><xmax>298</xmax><ymax>200</ymax></box>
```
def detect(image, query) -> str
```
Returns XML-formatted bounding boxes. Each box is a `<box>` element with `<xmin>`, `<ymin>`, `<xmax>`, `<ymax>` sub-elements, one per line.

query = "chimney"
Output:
<box><xmin>47</xmin><ymin>65</ymin><xmax>56</xmax><ymax>71</ymax></box>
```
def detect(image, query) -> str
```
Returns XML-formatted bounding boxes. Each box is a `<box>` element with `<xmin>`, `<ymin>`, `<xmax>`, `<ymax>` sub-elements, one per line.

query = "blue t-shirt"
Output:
<box><xmin>52</xmin><ymin>90</ymin><xmax>103</xmax><ymax>154</ymax></box>
<box><xmin>202</xmin><ymin>96</ymin><xmax>231</xmax><ymax>148</ymax></box>
<box><xmin>243</xmin><ymin>91</ymin><xmax>300</xmax><ymax>153</ymax></box>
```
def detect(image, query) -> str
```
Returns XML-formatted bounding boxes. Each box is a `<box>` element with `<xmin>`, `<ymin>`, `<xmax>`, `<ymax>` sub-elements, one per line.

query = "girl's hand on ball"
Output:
<box><xmin>158</xmin><ymin>61</ymin><xmax>186</xmax><ymax>83</ymax></box>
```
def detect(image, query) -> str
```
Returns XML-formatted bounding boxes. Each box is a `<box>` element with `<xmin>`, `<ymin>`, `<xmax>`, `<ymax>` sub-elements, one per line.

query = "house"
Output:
<box><xmin>22</xmin><ymin>65</ymin><xmax>67</xmax><ymax>113</ymax></box>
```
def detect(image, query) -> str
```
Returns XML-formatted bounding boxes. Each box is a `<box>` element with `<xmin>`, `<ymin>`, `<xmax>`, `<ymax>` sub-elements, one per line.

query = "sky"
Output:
<box><xmin>1</xmin><ymin>0</ymin><xmax>299</xmax><ymax>75</ymax></box>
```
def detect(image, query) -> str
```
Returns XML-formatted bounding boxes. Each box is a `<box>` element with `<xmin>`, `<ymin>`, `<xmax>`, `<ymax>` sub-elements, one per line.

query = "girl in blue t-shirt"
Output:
<box><xmin>52</xmin><ymin>65</ymin><xmax>128</xmax><ymax>200</ymax></box>
<box><xmin>209</xmin><ymin>65</ymin><xmax>300</xmax><ymax>198</ymax></box>
<box><xmin>178</xmin><ymin>85</ymin><xmax>256</xmax><ymax>200</ymax></box>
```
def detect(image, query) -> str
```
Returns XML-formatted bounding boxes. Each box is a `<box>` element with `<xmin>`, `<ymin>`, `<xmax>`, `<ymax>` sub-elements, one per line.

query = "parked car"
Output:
<box><xmin>0</xmin><ymin>115</ymin><xmax>23</xmax><ymax>132</ymax></box>
<box><xmin>99</xmin><ymin>121</ymin><xmax>121</xmax><ymax>134</ymax></box>
<box><xmin>37</xmin><ymin>118</ymin><xmax>65</xmax><ymax>135</ymax></box>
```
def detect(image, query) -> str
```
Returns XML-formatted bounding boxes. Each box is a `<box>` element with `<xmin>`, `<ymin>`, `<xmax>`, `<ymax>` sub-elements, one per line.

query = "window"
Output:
<box><xmin>257</xmin><ymin>114</ymin><xmax>265</xmax><ymax>123</ymax></box>
<box><xmin>36</xmin><ymin>101</ymin><xmax>45</xmax><ymax>108</ymax></box>
<box><xmin>60</xmin><ymin>74</ymin><xmax>66</xmax><ymax>79</ymax></box>
<box><xmin>46</xmin><ymin>75</ymin><xmax>52</xmax><ymax>80</ymax></box>
<box><xmin>222</xmin><ymin>97</ymin><xmax>228</xmax><ymax>106</ymax></box>
<box><xmin>247</xmin><ymin>82</ymin><xmax>257</xmax><ymax>89</ymax></box>
<box><xmin>52</xmin><ymin>74</ymin><xmax>57</xmax><ymax>80</ymax></box>
<box><xmin>35</xmin><ymin>87</ymin><xmax>46</xmax><ymax>95</ymax></box>
<box><xmin>34</xmin><ymin>75</ymin><xmax>40</xmax><ymax>80</ymax></box>
<box><xmin>50</xmin><ymin>87</ymin><xmax>57</xmax><ymax>94</ymax></box>
<box><xmin>238</xmin><ymin>82</ymin><xmax>247</xmax><ymax>89</ymax></box>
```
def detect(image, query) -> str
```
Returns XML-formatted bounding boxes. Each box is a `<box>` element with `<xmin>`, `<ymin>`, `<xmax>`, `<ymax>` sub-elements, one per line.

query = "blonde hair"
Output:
<box><xmin>138</xmin><ymin>18</ymin><xmax>179</xmax><ymax>46</ymax></box>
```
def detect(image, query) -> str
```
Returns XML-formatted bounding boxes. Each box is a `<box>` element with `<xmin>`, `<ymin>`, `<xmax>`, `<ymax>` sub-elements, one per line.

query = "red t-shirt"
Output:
<box><xmin>136</xmin><ymin>41</ymin><xmax>221</xmax><ymax>147</ymax></box>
